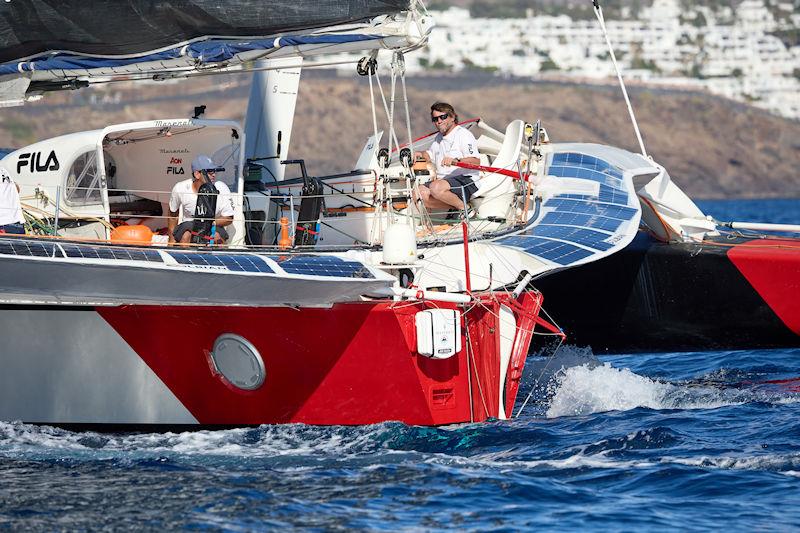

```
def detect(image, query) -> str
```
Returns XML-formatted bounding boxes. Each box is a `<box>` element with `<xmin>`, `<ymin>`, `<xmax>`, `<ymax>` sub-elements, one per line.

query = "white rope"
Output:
<box><xmin>397</xmin><ymin>53</ymin><xmax>415</xmax><ymax>158</ymax></box>
<box><xmin>593</xmin><ymin>1</ymin><xmax>648</xmax><ymax>159</ymax></box>
<box><xmin>366</xmin><ymin>58</ymin><xmax>380</xmax><ymax>151</ymax></box>
<box><xmin>372</xmin><ymin>66</ymin><xmax>401</xmax><ymax>157</ymax></box>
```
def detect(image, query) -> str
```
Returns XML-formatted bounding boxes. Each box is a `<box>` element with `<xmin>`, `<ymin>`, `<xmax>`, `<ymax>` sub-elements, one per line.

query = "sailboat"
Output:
<box><xmin>0</xmin><ymin>0</ymin><xmax>647</xmax><ymax>428</ymax></box>
<box><xmin>0</xmin><ymin>1</ymin><xmax>793</xmax><ymax>429</ymax></box>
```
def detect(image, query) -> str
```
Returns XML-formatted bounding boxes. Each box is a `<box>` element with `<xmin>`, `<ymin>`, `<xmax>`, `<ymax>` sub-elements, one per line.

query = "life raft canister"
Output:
<box><xmin>110</xmin><ymin>224</ymin><xmax>154</xmax><ymax>244</ymax></box>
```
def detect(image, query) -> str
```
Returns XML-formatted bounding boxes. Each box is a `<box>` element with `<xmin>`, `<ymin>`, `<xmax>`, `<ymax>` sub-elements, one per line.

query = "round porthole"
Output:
<box><xmin>210</xmin><ymin>334</ymin><xmax>265</xmax><ymax>391</ymax></box>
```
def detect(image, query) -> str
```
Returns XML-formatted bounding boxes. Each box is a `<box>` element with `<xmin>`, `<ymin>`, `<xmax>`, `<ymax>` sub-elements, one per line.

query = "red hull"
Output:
<box><xmin>728</xmin><ymin>238</ymin><xmax>800</xmax><ymax>335</ymax></box>
<box><xmin>97</xmin><ymin>292</ymin><xmax>543</xmax><ymax>426</ymax></box>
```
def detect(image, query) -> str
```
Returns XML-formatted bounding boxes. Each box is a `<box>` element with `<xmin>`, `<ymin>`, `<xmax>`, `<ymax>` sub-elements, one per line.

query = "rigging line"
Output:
<box><xmin>388</xmin><ymin>54</ymin><xmax>399</xmax><ymax>159</ymax></box>
<box><xmin>397</xmin><ymin>52</ymin><xmax>415</xmax><ymax>158</ymax></box>
<box><xmin>592</xmin><ymin>0</ymin><xmax>648</xmax><ymax>159</ymax></box>
<box><xmin>372</xmin><ymin>67</ymin><xmax>401</xmax><ymax>153</ymax></box>
<box><xmin>514</xmin><ymin>336</ymin><xmax>565</xmax><ymax>419</ymax></box>
<box><xmin>367</xmin><ymin>58</ymin><xmax>380</xmax><ymax>155</ymax></box>
<box><xmin>320</xmin><ymin>182</ymin><xmax>374</xmax><ymax>208</ymax></box>
<box><xmin>317</xmin><ymin>220</ymin><xmax>371</xmax><ymax>245</ymax></box>
<box><xmin>464</xmin><ymin>321</ymin><xmax>491</xmax><ymax>419</ymax></box>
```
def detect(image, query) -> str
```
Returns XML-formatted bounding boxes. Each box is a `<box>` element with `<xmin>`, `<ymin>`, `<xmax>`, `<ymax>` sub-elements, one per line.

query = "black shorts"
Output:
<box><xmin>173</xmin><ymin>220</ymin><xmax>229</xmax><ymax>242</ymax></box>
<box><xmin>444</xmin><ymin>174</ymin><xmax>479</xmax><ymax>202</ymax></box>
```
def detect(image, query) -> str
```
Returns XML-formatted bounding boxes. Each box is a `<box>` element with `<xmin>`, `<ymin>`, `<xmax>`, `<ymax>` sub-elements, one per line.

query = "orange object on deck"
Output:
<box><xmin>110</xmin><ymin>224</ymin><xmax>154</xmax><ymax>244</ymax></box>
<box><xmin>278</xmin><ymin>217</ymin><xmax>291</xmax><ymax>249</ymax></box>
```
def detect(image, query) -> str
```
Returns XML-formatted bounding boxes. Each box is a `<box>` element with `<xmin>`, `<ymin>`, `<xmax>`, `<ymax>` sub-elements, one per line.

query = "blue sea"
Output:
<box><xmin>1</xmin><ymin>199</ymin><xmax>799</xmax><ymax>530</ymax></box>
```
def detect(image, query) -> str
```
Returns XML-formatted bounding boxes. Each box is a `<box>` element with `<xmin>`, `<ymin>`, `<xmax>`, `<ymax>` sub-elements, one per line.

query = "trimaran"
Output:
<box><xmin>0</xmin><ymin>0</ymin><xmax>796</xmax><ymax>429</ymax></box>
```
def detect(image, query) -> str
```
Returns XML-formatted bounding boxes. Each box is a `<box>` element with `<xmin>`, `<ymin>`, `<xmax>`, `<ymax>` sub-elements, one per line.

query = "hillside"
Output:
<box><xmin>0</xmin><ymin>71</ymin><xmax>798</xmax><ymax>198</ymax></box>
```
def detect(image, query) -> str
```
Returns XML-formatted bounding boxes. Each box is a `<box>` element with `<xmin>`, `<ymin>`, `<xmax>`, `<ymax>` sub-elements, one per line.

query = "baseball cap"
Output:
<box><xmin>191</xmin><ymin>155</ymin><xmax>218</xmax><ymax>173</ymax></box>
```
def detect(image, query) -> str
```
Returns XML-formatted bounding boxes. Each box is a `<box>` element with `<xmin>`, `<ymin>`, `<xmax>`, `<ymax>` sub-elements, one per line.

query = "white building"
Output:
<box><xmin>405</xmin><ymin>1</ymin><xmax>800</xmax><ymax>120</ymax></box>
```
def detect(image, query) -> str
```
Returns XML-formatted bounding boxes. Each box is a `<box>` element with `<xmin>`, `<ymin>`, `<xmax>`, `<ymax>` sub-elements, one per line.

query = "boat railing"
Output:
<box><xmin>17</xmin><ymin>179</ymin><xmax>523</xmax><ymax>249</ymax></box>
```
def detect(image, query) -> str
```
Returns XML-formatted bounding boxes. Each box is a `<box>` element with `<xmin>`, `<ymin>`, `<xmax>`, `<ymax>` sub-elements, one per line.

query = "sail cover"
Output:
<box><xmin>0</xmin><ymin>0</ymin><xmax>411</xmax><ymax>63</ymax></box>
<box><xmin>0</xmin><ymin>0</ymin><xmax>426</xmax><ymax>106</ymax></box>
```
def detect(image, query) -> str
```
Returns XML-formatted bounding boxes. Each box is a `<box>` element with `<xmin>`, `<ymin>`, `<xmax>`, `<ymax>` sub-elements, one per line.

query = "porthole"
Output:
<box><xmin>209</xmin><ymin>334</ymin><xmax>265</xmax><ymax>391</ymax></box>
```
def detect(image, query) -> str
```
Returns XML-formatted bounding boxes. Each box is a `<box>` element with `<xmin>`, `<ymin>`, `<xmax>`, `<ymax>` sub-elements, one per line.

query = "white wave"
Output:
<box><xmin>663</xmin><ymin>453</ymin><xmax>800</xmax><ymax>473</ymax></box>
<box><xmin>544</xmin><ymin>361</ymin><xmax>800</xmax><ymax>419</ymax></box>
<box><xmin>0</xmin><ymin>421</ymin><xmax>400</xmax><ymax>460</ymax></box>
<box><xmin>428</xmin><ymin>448</ymin><xmax>800</xmax><ymax>478</ymax></box>
<box><xmin>546</xmin><ymin>363</ymin><xmax>673</xmax><ymax>418</ymax></box>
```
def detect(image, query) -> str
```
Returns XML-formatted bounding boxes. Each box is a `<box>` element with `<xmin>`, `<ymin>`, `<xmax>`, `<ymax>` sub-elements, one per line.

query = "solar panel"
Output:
<box><xmin>540</xmin><ymin>211</ymin><xmax>623</xmax><ymax>233</ymax></box>
<box><xmin>0</xmin><ymin>239</ymin><xmax>62</xmax><ymax>258</ymax></box>
<box><xmin>167</xmin><ymin>252</ymin><xmax>274</xmax><ymax>273</ymax></box>
<box><xmin>545</xmin><ymin>198</ymin><xmax>637</xmax><ymax>220</ymax></box>
<box><xmin>552</xmin><ymin>152</ymin><xmax>619</xmax><ymax>176</ymax></box>
<box><xmin>498</xmin><ymin>235</ymin><xmax>594</xmax><ymax>265</ymax></box>
<box><xmin>62</xmin><ymin>243</ymin><xmax>163</xmax><ymax>262</ymax></box>
<box><xmin>272</xmin><ymin>255</ymin><xmax>375</xmax><ymax>279</ymax></box>
<box><xmin>534</xmin><ymin>225</ymin><xmax>614</xmax><ymax>251</ymax></box>
<box><xmin>549</xmin><ymin>164</ymin><xmax>623</xmax><ymax>189</ymax></box>
<box><xmin>597</xmin><ymin>184</ymin><xmax>629</xmax><ymax>206</ymax></box>
<box><xmin>496</xmin><ymin>151</ymin><xmax>640</xmax><ymax>267</ymax></box>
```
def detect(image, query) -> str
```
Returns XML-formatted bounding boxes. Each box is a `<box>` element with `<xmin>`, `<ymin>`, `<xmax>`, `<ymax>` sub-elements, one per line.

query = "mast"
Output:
<box><xmin>244</xmin><ymin>58</ymin><xmax>302</xmax><ymax>182</ymax></box>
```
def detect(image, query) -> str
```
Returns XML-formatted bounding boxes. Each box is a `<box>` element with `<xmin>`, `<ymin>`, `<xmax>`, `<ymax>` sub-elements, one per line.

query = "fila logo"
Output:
<box><xmin>167</xmin><ymin>167</ymin><xmax>185</xmax><ymax>175</ymax></box>
<box><xmin>17</xmin><ymin>150</ymin><xmax>60</xmax><ymax>173</ymax></box>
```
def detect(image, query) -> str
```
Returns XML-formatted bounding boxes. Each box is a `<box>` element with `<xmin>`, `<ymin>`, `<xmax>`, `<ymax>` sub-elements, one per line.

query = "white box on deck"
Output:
<box><xmin>415</xmin><ymin>309</ymin><xmax>462</xmax><ymax>359</ymax></box>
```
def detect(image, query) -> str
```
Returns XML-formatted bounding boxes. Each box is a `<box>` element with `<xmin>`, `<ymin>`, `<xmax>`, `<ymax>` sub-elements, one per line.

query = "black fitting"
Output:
<box><xmin>377</xmin><ymin>148</ymin><xmax>390</xmax><ymax>169</ymax></box>
<box><xmin>357</xmin><ymin>57</ymin><xmax>377</xmax><ymax>76</ymax></box>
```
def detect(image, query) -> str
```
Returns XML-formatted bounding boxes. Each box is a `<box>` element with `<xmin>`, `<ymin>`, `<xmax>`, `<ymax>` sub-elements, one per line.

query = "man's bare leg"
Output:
<box><xmin>429</xmin><ymin>179</ymin><xmax>465</xmax><ymax>211</ymax></box>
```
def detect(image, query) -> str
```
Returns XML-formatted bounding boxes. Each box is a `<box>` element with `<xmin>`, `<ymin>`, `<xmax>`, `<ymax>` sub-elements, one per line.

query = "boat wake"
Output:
<box><xmin>0</xmin><ymin>422</ymin><xmax>419</xmax><ymax>466</ymax></box>
<box><xmin>537</xmin><ymin>346</ymin><xmax>800</xmax><ymax>419</ymax></box>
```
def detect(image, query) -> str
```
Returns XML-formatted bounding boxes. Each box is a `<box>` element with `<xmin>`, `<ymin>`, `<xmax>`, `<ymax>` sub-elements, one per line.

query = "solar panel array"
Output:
<box><xmin>271</xmin><ymin>255</ymin><xmax>375</xmax><ymax>279</ymax></box>
<box><xmin>167</xmin><ymin>252</ymin><xmax>274</xmax><ymax>273</ymax></box>
<box><xmin>0</xmin><ymin>237</ymin><xmax>377</xmax><ymax>280</ymax></box>
<box><xmin>62</xmin><ymin>243</ymin><xmax>163</xmax><ymax>262</ymax></box>
<box><xmin>0</xmin><ymin>238</ymin><xmax>165</xmax><ymax>262</ymax></box>
<box><xmin>0</xmin><ymin>239</ymin><xmax>62</xmax><ymax>258</ymax></box>
<box><xmin>497</xmin><ymin>152</ymin><xmax>639</xmax><ymax>266</ymax></box>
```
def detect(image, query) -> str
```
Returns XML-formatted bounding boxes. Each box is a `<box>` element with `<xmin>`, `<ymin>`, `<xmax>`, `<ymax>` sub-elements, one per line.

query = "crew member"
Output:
<box><xmin>0</xmin><ymin>166</ymin><xmax>25</xmax><ymax>234</ymax></box>
<box><xmin>414</xmin><ymin>102</ymin><xmax>481</xmax><ymax>212</ymax></box>
<box><xmin>168</xmin><ymin>155</ymin><xmax>235</xmax><ymax>244</ymax></box>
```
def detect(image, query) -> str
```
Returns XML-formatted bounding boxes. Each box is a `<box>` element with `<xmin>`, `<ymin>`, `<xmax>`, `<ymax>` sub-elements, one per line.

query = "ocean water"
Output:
<box><xmin>1</xmin><ymin>199</ymin><xmax>799</xmax><ymax>530</ymax></box>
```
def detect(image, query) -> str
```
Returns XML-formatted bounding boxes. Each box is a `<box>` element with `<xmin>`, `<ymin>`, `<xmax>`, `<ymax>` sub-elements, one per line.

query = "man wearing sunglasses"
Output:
<box><xmin>414</xmin><ymin>102</ymin><xmax>480</xmax><ymax>214</ymax></box>
<box><xmin>168</xmin><ymin>154</ymin><xmax>235</xmax><ymax>244</ymax></box>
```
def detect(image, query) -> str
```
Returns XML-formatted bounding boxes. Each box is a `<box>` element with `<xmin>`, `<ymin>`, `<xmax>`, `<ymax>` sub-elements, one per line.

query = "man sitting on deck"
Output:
<box><xmin>168</xmin><ymin>155</ymin><xmax>235</xmax><ymax>244</ymax></box>
<box><xmin>413</xmin><ymin>102</ymin><xmax>481</xmax><ymax>214</ymax></box>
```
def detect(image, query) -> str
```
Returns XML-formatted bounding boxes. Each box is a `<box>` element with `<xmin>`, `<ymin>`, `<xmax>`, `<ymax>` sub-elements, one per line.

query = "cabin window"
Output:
<box><xmin>65</xmin><ymin>151</ymin><xmax>102</xmax><ymax>206</ymax></box>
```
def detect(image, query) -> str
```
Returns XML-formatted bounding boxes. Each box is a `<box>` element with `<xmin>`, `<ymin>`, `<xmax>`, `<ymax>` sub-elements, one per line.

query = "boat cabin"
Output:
<box><xmin>3</xmin><ymin>118</ymin><xmax>246</xmax><ymax>244</ymax></box>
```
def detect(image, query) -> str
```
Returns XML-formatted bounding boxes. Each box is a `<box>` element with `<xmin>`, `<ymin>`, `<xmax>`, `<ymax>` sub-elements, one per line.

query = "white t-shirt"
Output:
<box><xmin>426</xmin><ymin>125</ymin><xmax>479</xmax><ymax>182</ymax></box>
<box><xmin>0</xmin><ymin>168</ymin><xmax>23</xmax><ymax>226</ymax></box>
<box><xmin>169</xmin><ymin>178</ymin><xmax>235</xmax><ymax>222</ymax></box>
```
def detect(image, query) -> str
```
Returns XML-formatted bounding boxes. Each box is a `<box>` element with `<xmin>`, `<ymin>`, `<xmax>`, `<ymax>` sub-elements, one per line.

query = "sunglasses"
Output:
<box><xmin>431</xmin><ymin>113</ymin><xmax>450</xmax><ymax>123</ymax></box>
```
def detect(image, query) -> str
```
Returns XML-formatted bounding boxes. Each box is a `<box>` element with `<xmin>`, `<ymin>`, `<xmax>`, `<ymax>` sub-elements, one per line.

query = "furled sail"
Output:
<box><xmin>0</xmin><ymin>0</ymin><xmax>431</xmax><ymax>106</ymax></box>
<box><xmin>0</xmin><ymin>0</ymin><xmax>412</xmax><ymax>62</ymax></box>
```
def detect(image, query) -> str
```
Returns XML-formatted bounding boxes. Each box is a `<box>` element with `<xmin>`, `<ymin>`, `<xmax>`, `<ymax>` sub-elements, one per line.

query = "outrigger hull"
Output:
<box><xmin>535</xmin><ymin>232</ymin><xmax>800</xmax><ymax>353</ymax></box>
